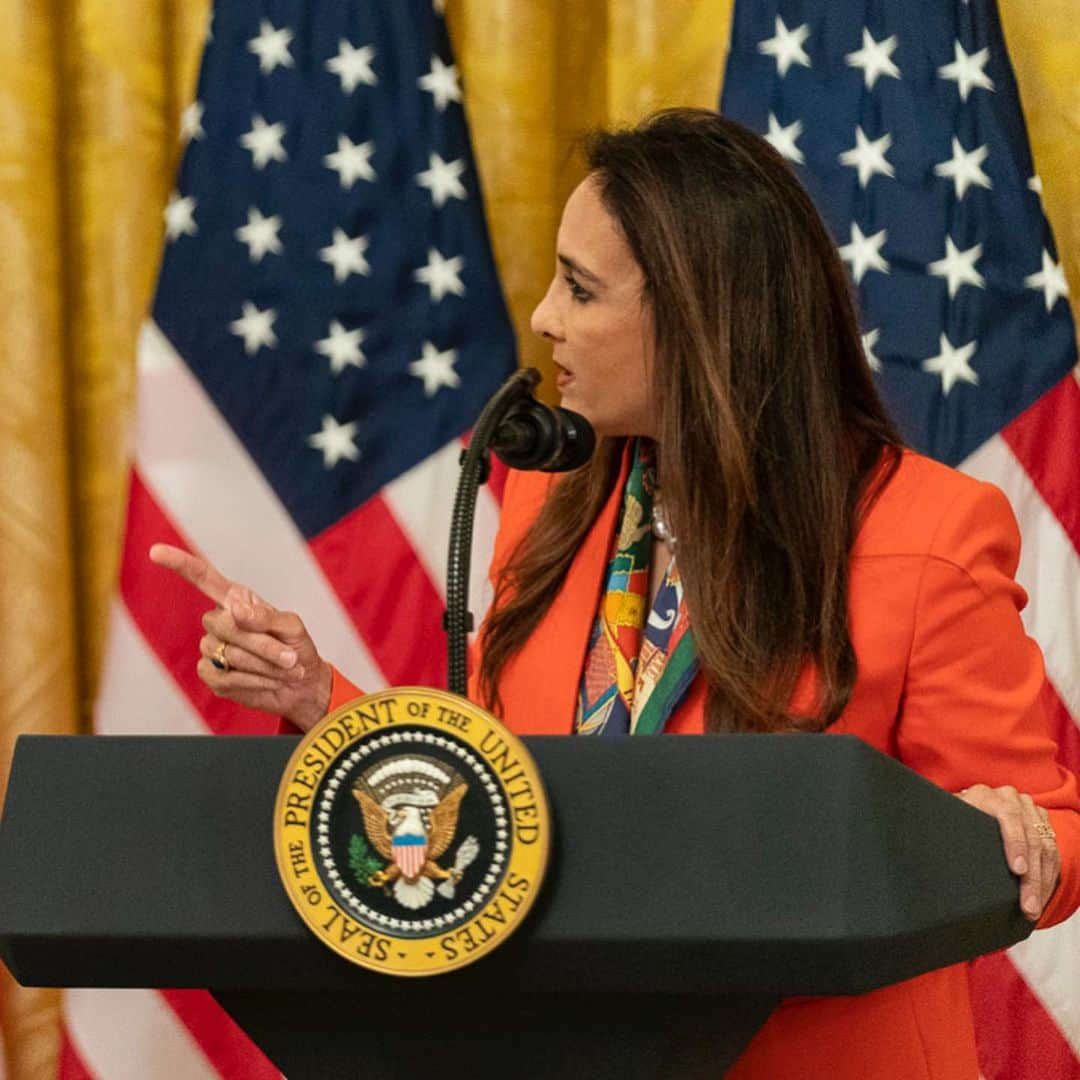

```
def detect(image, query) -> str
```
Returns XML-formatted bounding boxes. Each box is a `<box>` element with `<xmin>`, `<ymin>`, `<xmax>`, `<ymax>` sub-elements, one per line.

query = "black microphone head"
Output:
<box><xmin>490</xmin><ymin>398</ymin><xmax>595</xmax><ymax>472</ymax></box>
<box><xmin>542</xmin><ymin>405</ymin><xmax>595</xmax><ymax>472</ymax></box>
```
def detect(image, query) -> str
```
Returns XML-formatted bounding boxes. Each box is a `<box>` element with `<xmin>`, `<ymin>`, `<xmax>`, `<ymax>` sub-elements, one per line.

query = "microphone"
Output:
<box><xmin>490</xmin><ymin>396</ymin><xmax>596</xmax><ymax>472</ymax></box>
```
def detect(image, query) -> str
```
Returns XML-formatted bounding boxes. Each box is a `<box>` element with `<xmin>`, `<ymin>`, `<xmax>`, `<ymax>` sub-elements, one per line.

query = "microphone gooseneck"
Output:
<box><xmin>444</xmin><ymin>368</ymin><xmax>596</xmax><ymax>696</ymax></box>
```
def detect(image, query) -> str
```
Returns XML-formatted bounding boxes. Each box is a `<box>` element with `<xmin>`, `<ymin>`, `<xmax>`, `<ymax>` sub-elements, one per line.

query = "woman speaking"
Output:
<box><xmin>151</xmin><ymin>109</ymin><xmax>1079</xmax><ymax>1077</ymax></box>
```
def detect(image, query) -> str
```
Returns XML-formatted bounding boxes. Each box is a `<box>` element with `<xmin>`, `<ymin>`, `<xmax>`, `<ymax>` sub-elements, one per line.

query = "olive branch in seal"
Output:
<box><xmin>348</xmin><ymin>834</ymin><xmax>385</xmax><ymax>888</ymax></box>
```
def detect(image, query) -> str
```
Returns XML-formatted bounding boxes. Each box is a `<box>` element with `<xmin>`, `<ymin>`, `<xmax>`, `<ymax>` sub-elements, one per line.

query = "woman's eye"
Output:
<box><xmin>563</xmin><ymin>273</ymin><xmax>591</xmax><ymax>303</ymax></box>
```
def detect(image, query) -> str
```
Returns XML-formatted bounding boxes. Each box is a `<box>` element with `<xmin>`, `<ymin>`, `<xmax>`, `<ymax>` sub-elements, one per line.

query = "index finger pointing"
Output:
<box><xmin>149</xmin><ymin>543</ymin><xmax>231</xmax><ymax>606</ymax></box>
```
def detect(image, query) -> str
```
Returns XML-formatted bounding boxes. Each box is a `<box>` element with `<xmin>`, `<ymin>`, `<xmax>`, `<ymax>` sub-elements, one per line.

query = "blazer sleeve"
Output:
<box><xmin>895</xmin><ymin>479</ymin><xmax>1080</xmax><ymax>928</ymax></box>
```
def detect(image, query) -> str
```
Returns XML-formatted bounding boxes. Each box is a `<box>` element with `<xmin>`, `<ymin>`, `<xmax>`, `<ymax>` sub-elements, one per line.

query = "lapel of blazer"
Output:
<box><xmin>499</xmin><ymin>442</ymin><xmax>631</xmax><ymax>736</ymax></box>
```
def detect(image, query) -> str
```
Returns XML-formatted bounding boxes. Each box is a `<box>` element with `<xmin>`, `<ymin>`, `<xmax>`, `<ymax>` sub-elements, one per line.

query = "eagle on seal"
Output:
<box><xmin>353</xmin><ymin>776</ymin><xmax>470</xmax><ymax>910</ymax></box>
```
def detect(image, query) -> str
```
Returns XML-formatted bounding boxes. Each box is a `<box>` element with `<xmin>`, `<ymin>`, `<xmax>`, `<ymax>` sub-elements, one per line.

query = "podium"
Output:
<box><xmin>0</xmin><ymin>733</ymin><xmax>1030</xmax><ymax>1077</ymax></box>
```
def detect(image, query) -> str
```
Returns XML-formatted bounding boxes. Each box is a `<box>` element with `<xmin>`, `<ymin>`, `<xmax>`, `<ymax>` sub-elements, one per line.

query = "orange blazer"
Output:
<box><xmin>328</xmin><ymin>447</ymin><xmax>1080</xmax><ymax>1079</ymax></box>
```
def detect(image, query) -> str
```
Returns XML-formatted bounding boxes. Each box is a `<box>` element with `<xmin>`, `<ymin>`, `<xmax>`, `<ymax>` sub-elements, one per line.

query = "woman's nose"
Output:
<box><xmin>530</xmin><ymin>280</ymin><xmax>562</xmax><ymax>341</ymax></box>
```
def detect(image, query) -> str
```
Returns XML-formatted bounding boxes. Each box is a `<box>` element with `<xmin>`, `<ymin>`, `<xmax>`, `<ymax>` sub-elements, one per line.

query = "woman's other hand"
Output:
<box><xmin>149</xmin><ymin>543</ymin><xmax>332</xmax><ymax>731</ymax></box>
<box><xmin>959</xmin><ymin>784</ymin><xmax>1060</xmax><ymax>921</ymax></box>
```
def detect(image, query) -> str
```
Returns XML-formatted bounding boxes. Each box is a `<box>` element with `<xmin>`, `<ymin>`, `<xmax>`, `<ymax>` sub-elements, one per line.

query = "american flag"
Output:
<box><xmin>721</xmin><ymin>0</ymin><xmax>1079</xmax><ymax>1075</ymax></box>
<box><xmin>60</xmin><ymin>1</ymin><xmax>514</xmax><ymax>1076</ymax></box>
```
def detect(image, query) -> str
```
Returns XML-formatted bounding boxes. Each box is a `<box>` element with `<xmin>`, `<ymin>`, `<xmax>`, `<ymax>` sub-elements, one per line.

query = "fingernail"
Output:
<box><xmin>280</xmin><ymin>649</ymin><xmax>297</xmax><ymax>668</ymax></box>
<box><xmin>294</xmin><ymin>665</ymin><xmax>306</xmax><ymax>679</ymax></box>
<box><xmin>1013</xmin><ymin>857</ymin><xmax>1027</xmax><ymax>874</ymax></box>
<box><xmin>1024</xmin><ymin>895</ymin><xmax>1040</xmax><ymax>916</ymax></box>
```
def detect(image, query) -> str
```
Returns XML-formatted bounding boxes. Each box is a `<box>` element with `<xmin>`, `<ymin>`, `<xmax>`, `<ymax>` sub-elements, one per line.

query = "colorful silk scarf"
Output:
<box><xmin>575</xmin><ymin>440</ymin><xmax>699</xmax><ymax>736</ymax></box>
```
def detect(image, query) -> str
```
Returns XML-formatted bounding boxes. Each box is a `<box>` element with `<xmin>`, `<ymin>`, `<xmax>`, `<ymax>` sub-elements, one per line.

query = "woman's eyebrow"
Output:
<box><xmin>558</xmin><ymin>253</ymin><xmax>605</xmax><ymax>286</ymax></box>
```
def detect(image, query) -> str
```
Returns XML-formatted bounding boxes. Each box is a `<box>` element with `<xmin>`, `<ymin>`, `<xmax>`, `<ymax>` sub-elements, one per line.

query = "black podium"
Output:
<box><xmin>0</xmin><ymin>734</ymin><xmax>1030</xmax><ymax>1077</ymax></box>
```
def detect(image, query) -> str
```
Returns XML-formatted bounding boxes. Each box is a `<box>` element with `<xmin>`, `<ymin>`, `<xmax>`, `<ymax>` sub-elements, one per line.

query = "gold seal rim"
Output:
<box><xmin>273</xmin><ymin>686</ymin><xmax>550</xmax><ymax>977</ymax></box>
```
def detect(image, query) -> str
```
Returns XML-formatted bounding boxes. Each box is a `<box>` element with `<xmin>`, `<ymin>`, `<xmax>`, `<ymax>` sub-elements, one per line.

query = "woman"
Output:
<box><xmin>151</xmin><ymin>109</ymin><xmax>1079</xmax><ymax>1077</ymax></box>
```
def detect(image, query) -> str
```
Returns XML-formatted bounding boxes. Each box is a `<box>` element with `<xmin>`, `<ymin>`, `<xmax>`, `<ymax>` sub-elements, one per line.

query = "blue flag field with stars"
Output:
<box><xmin>720</xmin><ymin>0</ymin><xmax>1076</xmax><ymax>467</ymax></box>
<box><xmin>155</xmin><ymin>0</ymin><xmax>516</xmax><ymax>540</ymax></box>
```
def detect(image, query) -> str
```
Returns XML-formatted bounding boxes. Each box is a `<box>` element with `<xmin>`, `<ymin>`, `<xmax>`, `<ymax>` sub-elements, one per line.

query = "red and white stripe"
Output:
<box><xmin>392</xmin><ymin>841</ymin><xmax>428</xmax><ymax>880</ymax></box>
<box><xmin>962</xmin><ymin>368</ymin><xmax>1080</xmax><ymax>1078</ymax></box>
<box><xmin>59</xmin><ymin>319</ymin><xmax>502</xmax><ymax>1078</ymax></box>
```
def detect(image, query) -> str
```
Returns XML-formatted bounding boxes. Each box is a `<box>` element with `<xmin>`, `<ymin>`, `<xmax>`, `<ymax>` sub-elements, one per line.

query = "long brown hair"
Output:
<box><xmin>479</xmin><ymin>109</ymin><xmax>904</xmax><ymax>733</ymax></box>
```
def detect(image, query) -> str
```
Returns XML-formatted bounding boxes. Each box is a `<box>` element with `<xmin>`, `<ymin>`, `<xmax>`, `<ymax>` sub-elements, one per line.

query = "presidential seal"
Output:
<box><xmin>274</xmin><ymin>687</ymin><xmax>550</xmax><ymax>976</ymax></box>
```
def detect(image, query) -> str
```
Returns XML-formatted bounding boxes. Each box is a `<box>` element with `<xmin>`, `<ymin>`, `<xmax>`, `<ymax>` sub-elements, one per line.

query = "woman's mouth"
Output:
<box><xmin>555</xmin><ymin>364</ymin><xmax>574</xmax><ymax>390</ymax></box>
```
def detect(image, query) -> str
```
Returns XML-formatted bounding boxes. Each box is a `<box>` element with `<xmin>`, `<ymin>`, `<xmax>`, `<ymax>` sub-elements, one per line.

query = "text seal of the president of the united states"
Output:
<box><xmin>274</xmin><ymin>687</ymin><xmax>550</xmax><ymax>976</ymax></box>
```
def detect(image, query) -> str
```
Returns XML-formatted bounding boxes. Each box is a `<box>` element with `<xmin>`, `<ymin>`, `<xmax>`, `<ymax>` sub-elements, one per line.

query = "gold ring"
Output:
<box><xmin>211</xmin><ymin>642</ymin><xmax>230</xmax><ymax>673</ymax></box>
<box><xmin>1034</xmin><ymin>821</ymin><xmax>1056</xmax><ymax>842</ymax></box>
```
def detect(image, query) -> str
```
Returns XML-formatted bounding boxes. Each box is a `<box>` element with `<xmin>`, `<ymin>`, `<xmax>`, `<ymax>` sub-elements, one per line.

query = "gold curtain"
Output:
<box><xmin>0</xmin><ymin>1</ymin><xmax>1075</xmax><ymax>1076</ymax></box>
<box><xmin>0</xmin><ymin>0</ymin><xmax>207</xmax><ymax>1074</ymax></box>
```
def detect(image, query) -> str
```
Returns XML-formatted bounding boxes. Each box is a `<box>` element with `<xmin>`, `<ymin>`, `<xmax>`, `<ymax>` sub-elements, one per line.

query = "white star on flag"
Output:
<box><xmin>938</xmin><ymin>40</ymin><xmax>994</xmax><ymax>101</ymax></box>
<box><xmin>1028</xmin><ymin>175</ymin><xmax>1043</xmax><ymax>195</ymax></box>
<box><xmin>409</xmin><ymin>341</ymin><xmax>460</xmax><ymax>396</ymax></box>
<box><xmin>234</xmin><ymin>208</ymin><xmax>283</xmax><ymax>263</ymax></box>
<box><xmin>229</xmin><ymin>301</ymin><xmax>278</xmax><ymax>356</ymax></box>
<box><xmin>757</xmin><ymin>16</ymin><xmax>811</xmax><ymax>77</ymax></box>
<box><xmin>319</xmin><ymin>228</ymin><xmax>371</xmax><ymax>283</ymax></box>
<box><xmin>845</xmin><ymin>29</ymin><xmax>901</xmax><ymax>89</ymax></box>
<box><xmin>324</xmin><ymin>135</ymin><xmax>376</xmax><ymax>189</ymax></box>
<box><xmin>921</xmin><ymin>332</ymin><xmax>979</xmax><ymax>395</ymax></box>
<box><xmin>418</xmin><ymin>56</ymin><xmax>462</xmax><ymax>111</ymax></box>
<box><xmin>413</xmin><ymin>248</ymin><xmax>465</xmax><ymax>302</ymax></box>
<box><xmin>933</xmin><ymin>137</ymin><xmax>991</xmax><ymax>199</ymax></box>
<box><xmin>928</xmin><ymin>237</ymin><xmax>985</xmax><ymax>298</ymax></box>
<box><xmin>839</xmin><ymin>127</ymin><xmax>895</xmax><ymax>188</ymax></box>
<box><xmin>861</xmin><ymin>329</ymin><xmax>882</xmax><ymax>372</ymax></box>
<box><xmin>325</xmin><ymin>39</ymin><xmax>377</xmax><ymax>93</ymax></box>
<box><xmin>839</xmin><ymin>223</ymin><xmax>889</xmax><ymax>283</ymax></box>
<box><xmin>315</xmin><ymin>320</ymin><xmax>366</xmax><ymax>375</ymax></box>
<box><xmin>248</xmin><ymin>20</ymin><xmax>294</xmax><ymax>75</ymax></box>
<box><xmin>180</xmin><ymin>100</ymin><xmax>204</xmax><ymax>143</ymax></box>
<box><xmin>1024</xmin><ymin>249</ymin><xmax>1069</xmax><ymax>311</ymax></box>
<box><xmin>765</xmin><ymin>114</ymin><xmax>804</xmax><ymax>164</ymax></box>
<box><xmin>307</xmin><ymin>415</ymin><xmax>361</xmax><ymax>468</ymax></box>
<box><xmin>164</xmin><ymin>192</ymin><xmax>197</xmax><ymax>241</ymax></box>
<box><xmin>416</xmin><ymin>152</ymin><xmax>467</xmax><ymax>207</ymax></box>
<box><xmin>240</xmin><ymin>115</ymin><xmax>288</xmax><ymax>170</ymax></box>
